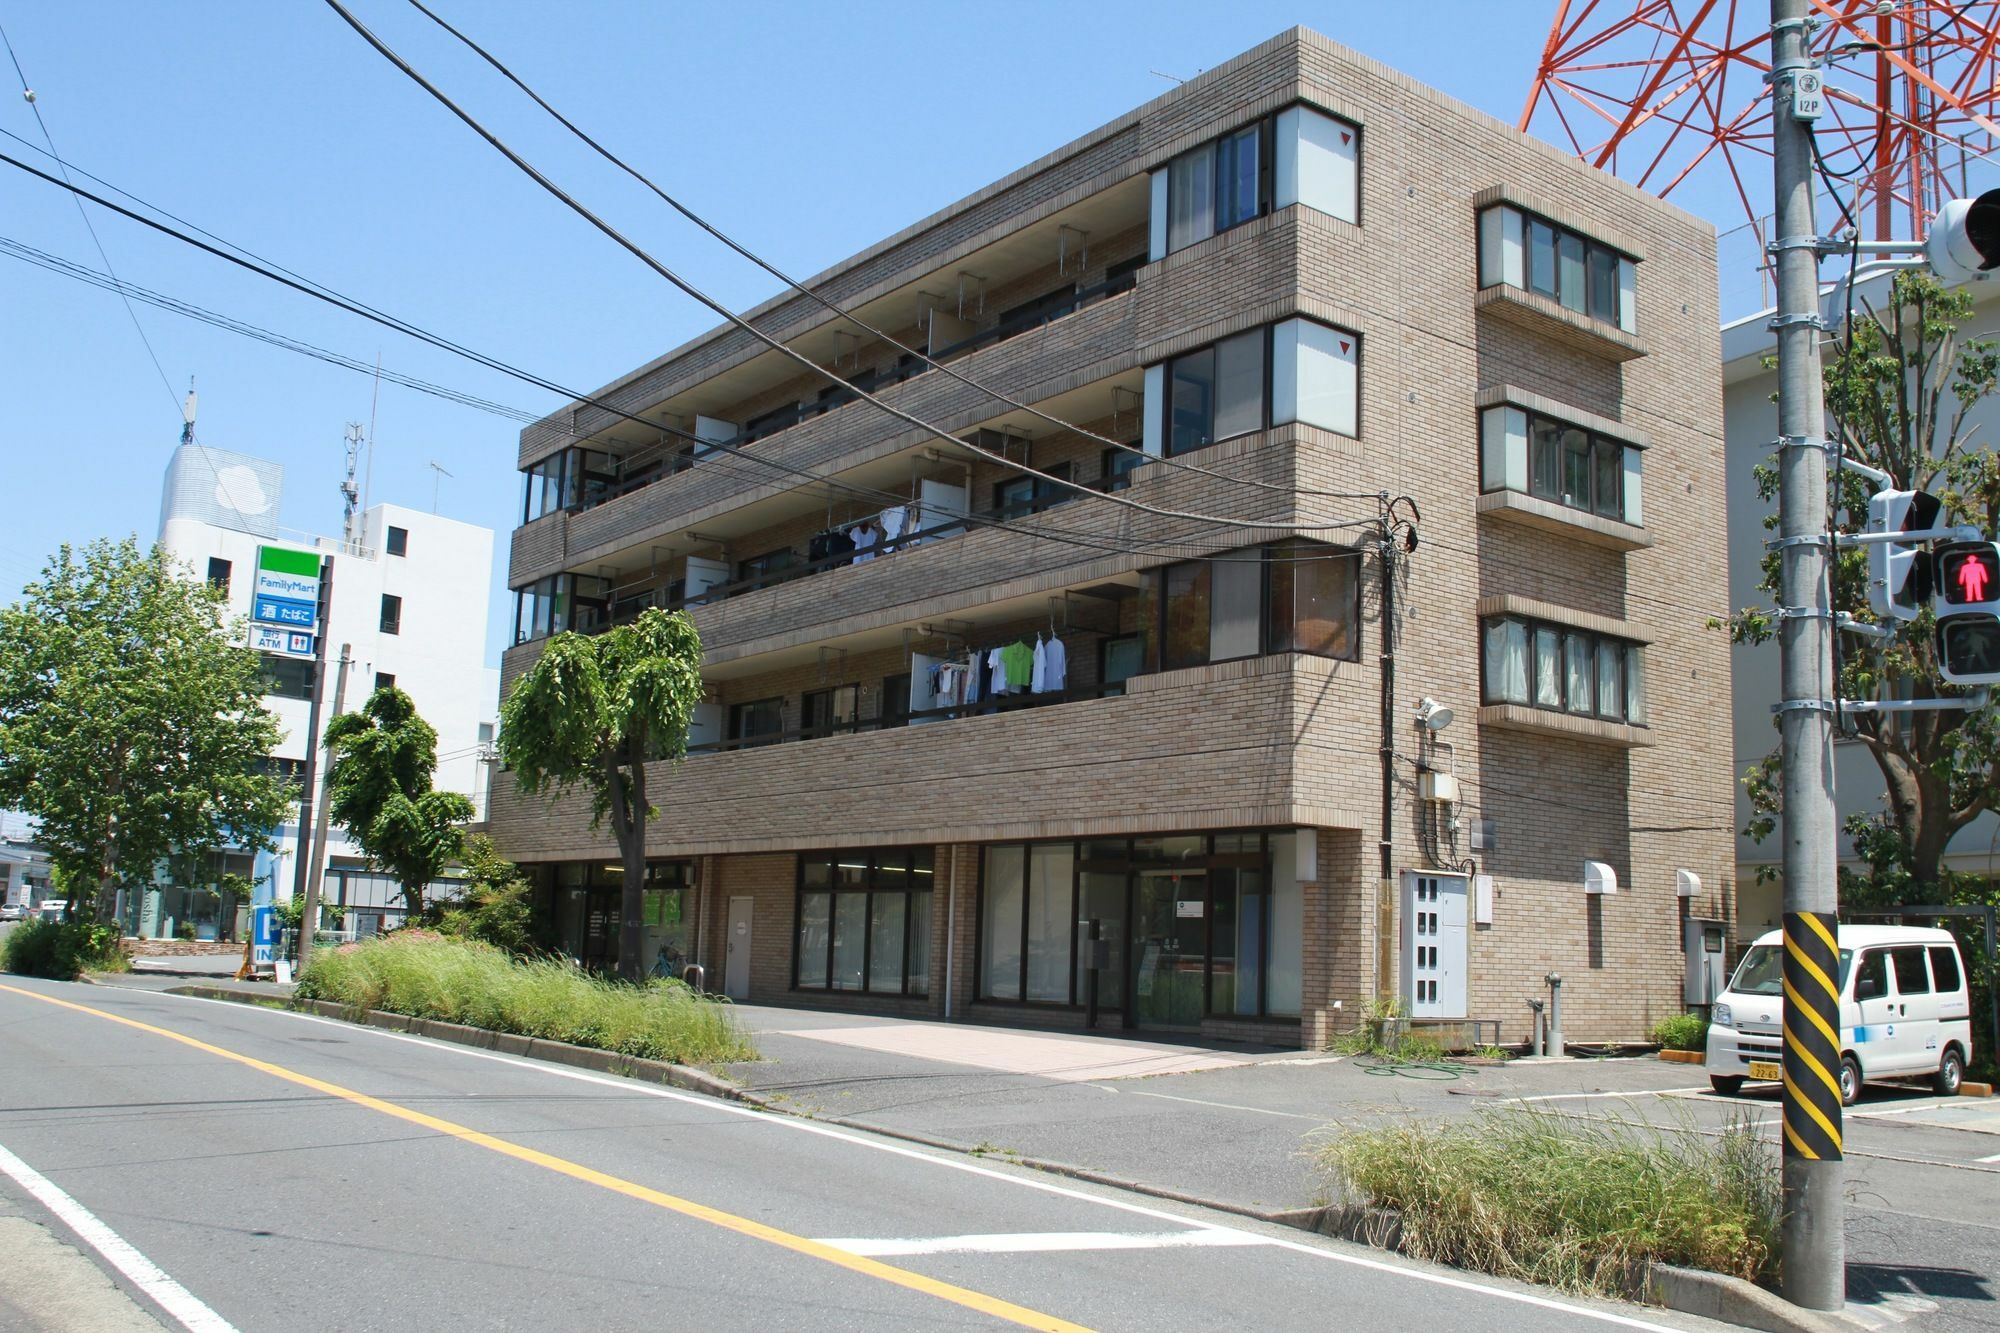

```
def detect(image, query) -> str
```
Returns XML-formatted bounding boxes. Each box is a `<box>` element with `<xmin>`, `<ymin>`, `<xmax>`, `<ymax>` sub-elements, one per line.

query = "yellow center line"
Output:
<box><xmin>0</xmin><ymin>983</ymin><xmax>1092</xmax><ymax>1333</ymax></box>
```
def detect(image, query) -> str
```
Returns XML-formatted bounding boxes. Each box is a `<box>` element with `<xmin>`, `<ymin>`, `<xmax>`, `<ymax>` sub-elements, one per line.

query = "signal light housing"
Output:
<box><xmin>1927</xmin><ymin>191</ymin><xmax>2000</xmax><ymax>284</ymax></box>
<box><xmin>1866</xmin><ymin>488</ymin><xmax>1941</xmax><ymax>621</ymax></box>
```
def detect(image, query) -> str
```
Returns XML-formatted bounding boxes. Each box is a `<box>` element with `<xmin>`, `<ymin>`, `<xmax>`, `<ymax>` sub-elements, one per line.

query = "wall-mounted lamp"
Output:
<box><xmin>1413</xmin><ymin>697</ymin><xmax>1455</xmax><ymax>732</ymax></box>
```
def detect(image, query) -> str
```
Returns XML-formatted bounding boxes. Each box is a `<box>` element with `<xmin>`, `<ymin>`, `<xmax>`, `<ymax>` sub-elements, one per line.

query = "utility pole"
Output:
<box><xmin>296</xmin><ymin>643</ymin><xmax>352</xmax><ymax>978</ymax></box>
<box><xmin>1768</xmin><ymin>0</ymin><xmax>1845</xmax><ymax>1310</ymax></box>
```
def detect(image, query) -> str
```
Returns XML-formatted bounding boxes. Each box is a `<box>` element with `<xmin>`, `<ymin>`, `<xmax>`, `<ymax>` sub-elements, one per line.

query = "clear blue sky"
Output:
<box><xmin>1</xmin><ymin>2</ymin><xmax>1754</xmax><ymax>668</ymax></box>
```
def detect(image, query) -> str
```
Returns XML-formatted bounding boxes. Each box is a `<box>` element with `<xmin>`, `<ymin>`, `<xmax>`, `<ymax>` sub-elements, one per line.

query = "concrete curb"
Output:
<box><xmin>164</xmin><ymin>986</ymin><xmax>1874</xmax><ymax>1331</ymax></box>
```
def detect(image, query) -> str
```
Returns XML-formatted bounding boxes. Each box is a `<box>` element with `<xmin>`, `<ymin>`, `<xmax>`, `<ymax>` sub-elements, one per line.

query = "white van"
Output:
<box><xmin>1706</xmin><ymin>924</ymin><xmax>1973</xmax><ymax>1103</ymax></box>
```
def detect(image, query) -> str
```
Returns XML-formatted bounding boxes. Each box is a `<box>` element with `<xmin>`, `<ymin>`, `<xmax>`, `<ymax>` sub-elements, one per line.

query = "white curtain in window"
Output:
<box><xmin>1481</xmin><ymin>406</ymin><xmax>1527</xmax><ymax>493</ymax></box>
<box><xmin>1213</xmin><ymin>330</ymin><xmax>1265</xmax><ymax>441</ymax></box>
<box><xmin>1167</xmin><ymin>147</ymin><xmax>1215</xmax><ymax>253</ymax></box>
<box><xmin>1025</xmin><ymin>844</ymin><xmax>1074</xmax><ymax>1002</ymax></box>
<box><xmin>982</xmin><ymin>846</ymin><xmax>1024</xmax><ymax>999</ymax></box>
<box><xmin>1534</xmin><ymin>627</ymin><xmax>1562</xmax><ymax>709</ymax></box>
<box><xmin>1484</xmin><ymin>619</ymin><xmax>1528</xmax><ymax>704</ymax></box>
<box><xmin>1275</xmin><ymin>105</ymin><xmax>1359</xmax><ymax>223</ymax></box>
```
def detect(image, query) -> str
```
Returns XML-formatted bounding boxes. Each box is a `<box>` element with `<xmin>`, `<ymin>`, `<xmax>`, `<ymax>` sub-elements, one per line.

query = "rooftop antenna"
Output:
<box><xmin>427</xmin><ymin>460</ymin><xmax>453</xmax><ymax>514</ymax></box>
<box><xmin>340</xmin><ymin>422</ymin><xmax>364</xmax><ymax>549</ymax></box>
<box><xmin>179</xmin><ymin>376</ymin><xmax>197</xmax><ymax>446</ymax></box>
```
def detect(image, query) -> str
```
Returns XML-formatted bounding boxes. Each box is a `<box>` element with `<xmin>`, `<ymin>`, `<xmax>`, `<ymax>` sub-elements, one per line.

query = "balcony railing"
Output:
<box><xmin>689</xmin><ymin>681</ymin><xmax>1131</xmax><ymax>756</ymax></box>
<box><xmin>533</xmin><ymin>267</ymin><xmax>1141</xmax><ymax>526</ymax></box>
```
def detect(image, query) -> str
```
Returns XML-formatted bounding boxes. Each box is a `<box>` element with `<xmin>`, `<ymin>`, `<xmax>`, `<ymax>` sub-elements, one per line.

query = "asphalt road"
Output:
<box><xmin>0</xmin><ymin>977</ymin><xmax>1733</xmax><ymax>1333</ymax></box>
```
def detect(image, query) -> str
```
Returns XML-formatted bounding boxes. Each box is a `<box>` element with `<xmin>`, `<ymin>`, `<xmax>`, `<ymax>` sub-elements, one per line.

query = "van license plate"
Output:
<box><xmin>1748</xmin><ymin>1060</ymin><xmax>1782</xmax><ymax>1081</ymax></box>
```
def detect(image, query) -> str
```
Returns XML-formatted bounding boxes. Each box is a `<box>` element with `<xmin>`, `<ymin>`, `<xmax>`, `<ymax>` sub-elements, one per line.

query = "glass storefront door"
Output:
<box><xmin>1133</xmin><ymin>869</ymin><xmax>1207</xmax><ymax>1028</ymax></box>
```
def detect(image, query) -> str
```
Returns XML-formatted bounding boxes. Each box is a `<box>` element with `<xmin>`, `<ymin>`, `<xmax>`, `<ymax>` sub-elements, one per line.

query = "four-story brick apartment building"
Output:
<box><xmin>489</xmin><ymin>28</ymin><xmax>1735</xmax><ymax>1047</ymax></box>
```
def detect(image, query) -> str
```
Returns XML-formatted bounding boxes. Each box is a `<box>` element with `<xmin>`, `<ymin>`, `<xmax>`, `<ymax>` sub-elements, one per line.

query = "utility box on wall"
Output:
<box><xmin>1684</xmin><ymin>916</ymin><xmax>1727</xmax><ymax>1006</ymax></box>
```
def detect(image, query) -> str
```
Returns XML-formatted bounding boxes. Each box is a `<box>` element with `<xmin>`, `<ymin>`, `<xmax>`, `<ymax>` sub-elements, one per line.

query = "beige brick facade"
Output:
<box><xmin>489</xmin><ymin>28</ymin><xmax>1734</xmax><ymax>1049</ymax></box>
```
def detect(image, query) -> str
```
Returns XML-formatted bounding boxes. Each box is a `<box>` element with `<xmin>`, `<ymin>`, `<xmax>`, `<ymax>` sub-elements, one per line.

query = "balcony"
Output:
<box><xmin>487</xmin><ymin>652</ymin><xmax>1343</xmax><ymax>858</ymax></box>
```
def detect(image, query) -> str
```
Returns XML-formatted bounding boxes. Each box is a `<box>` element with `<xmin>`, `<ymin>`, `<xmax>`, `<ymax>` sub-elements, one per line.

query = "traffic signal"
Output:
<box><xmin>1932</xmin><ymin>541</ymin><xmax>2000</xmax><ymax>686</ymax></box>
<box><xmin>1927</xmin><ymin>191</ymin><xmax>2000</xmax><ymax>284</ymax></box>
<box><xmin>1867</xmin><ymin>488</ymin><xmax>1941</xmax><ymax>621</ymax></box>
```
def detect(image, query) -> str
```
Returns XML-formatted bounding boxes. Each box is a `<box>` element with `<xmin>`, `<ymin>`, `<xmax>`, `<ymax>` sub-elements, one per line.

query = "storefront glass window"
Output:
<box><xmin>794</xmin><ymin>848</ymin><xmax>933</xmax><ymax>997</ymax></box>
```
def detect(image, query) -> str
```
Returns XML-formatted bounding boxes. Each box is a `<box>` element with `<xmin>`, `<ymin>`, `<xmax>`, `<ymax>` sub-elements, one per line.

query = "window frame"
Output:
<box><xmin>792</xmin><ymin>847</ymin><xmax>934</xmax><ymax>997</ymax></box>
<box><xmin>379</xmin><ymin>593</ymin><xmax>402</xmax><ymax>636</ymax></box>
<box><xmin>801</xmin><ymin>684</ymin><xmax>861</xmax><ymax>739</ymax></box>
<box><xmin>1480</xmin><ymin>403</ymin><xmax>1644</xmax><ymax>526</ymax></box>
<box><xmin>727</xmin><ymin>697</ymin><xmax>785</xmax><ymax>749</ymax></box>
<box><xmin>385</xmin><ymin>525</ymin><xmax>408</xmax><ymax>558</ymax></box>
<box><xmin>1479</xmin><ymin>613</ymin><xmax>1647</xmax><ymax>726</ymax></box>
<box><xmin>1477</xmin><ymin>202</ymin><xmax>1638</xmax><ymax>333</ymax></box>
<box><xmin>206</xmin><ymin>557</ymin><xmax>232</xmax><ymax>593</ymax></box>
<box><xmin>374</xmin><ymin>672</ymin><xmax>396</xmax><ymax>693</ymax></box>
<box><xmin>1145</xmin><ymin>541</ymin><xmax>1364</xmax><ymax>673</ymax></box>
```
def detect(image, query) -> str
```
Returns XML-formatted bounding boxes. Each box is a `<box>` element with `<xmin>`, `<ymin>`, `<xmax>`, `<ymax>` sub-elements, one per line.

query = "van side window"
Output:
<box><xmin>1928</xmin><ymin>945</ymin><xmax>1963</xmax><ymax>993</ymax></box>
<box><xmin>1890</xmin><ymin>946</ymin><xmax>1931</xmax><ymax>995</ymax></box>
<box><xmin>1853</xmin><ymin>950</ymin><xmax>1889</xmax><ymax>1000</ymax></box>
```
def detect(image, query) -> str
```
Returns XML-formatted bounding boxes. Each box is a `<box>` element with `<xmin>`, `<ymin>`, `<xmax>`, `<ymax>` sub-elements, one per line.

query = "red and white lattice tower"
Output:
<box><xmin>1522</xmin><ymin>2</ymin><xmax>2000</xmax><ymax>250</ymax></box>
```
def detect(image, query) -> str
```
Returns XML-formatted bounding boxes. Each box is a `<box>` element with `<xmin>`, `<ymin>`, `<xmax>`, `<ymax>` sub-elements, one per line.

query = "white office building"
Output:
<box><xmin>145</xmin><ymin>441</ymin><xmax>499</xmax><ymax>939</ymax></box>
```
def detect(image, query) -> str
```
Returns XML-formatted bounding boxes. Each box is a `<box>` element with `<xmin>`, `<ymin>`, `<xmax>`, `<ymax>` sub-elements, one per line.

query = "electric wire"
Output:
<box><xmin>399</xmin><ymin>0</ymin><xmax>1387</xmax><ymax>507</ymax></box>
<box><xmin>0</xmin><ymin>145</ymin><xmax>1392</xmax><ymax>575</ymax></box>
<box><xmin>0</xmin><ymin>20</ymin><xmax>181</xmax><ymax>419</ymax></box>
<box><xmin>0</xmin><ymin>235</ymin><xmax>542</xmax><ymax>423</ymax></box>
<box><xmin>321</xmin><ymin>0</ymin><xmax>1377</xmax><ymax>539</ymax></box>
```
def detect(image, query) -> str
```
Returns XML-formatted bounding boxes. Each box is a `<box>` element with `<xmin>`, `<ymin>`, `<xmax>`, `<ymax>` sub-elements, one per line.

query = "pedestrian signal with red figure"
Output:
<box><xmin>1932</xmin><ymin>541</ymin><xmax>2000</xmax><ymax>686</ymax></box>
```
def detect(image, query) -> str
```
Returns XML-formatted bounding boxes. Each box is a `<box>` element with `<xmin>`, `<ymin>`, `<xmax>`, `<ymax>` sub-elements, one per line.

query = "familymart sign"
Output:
<box><xmin>252</xmin><ymin>545</ymin><xmax>323</xmax><ymax>633</ymax></box>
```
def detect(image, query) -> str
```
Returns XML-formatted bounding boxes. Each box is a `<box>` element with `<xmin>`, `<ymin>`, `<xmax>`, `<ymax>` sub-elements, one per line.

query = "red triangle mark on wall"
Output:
<box><xmin>1340</xmin><ymin>131</ymin><xmax>1352</xmax><ymax>145</ymax></box>
<box><xmin>1339</xmin><ymin>340</ymin><xmax>1351</xmax><ymax>354</ymax></box>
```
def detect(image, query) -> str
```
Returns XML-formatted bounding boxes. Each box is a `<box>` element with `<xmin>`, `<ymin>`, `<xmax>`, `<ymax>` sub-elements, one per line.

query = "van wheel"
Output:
<box><xmin>1839</xmin><ymin>1055</ymin><xmax>1864</xmax><ymax>1106</ymax></box>
<box><xmin>1710</xmin><ymin>1075</ymin><xmax>1744</xmax><ymax>1096</ymax></box>
<box><xmin>1935</xmin><ymin>1047</ymin><xmax>1965</xmax><ymax>1097</ymax></box>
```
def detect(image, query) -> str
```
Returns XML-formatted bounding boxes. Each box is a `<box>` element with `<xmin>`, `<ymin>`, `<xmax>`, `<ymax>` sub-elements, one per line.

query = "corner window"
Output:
<box><xmin>795</xmin><ymin>848</ymin><xmax>932</xmax><ymax>996</ymax></box>
<box><xmin>1150</xmin><ymin>106</ymin><xmax>1358</xmax><ymax>260</ymax></box>
<box><xmin>386</xmin><ymin>526</ymin><xmax>408</xmax><ymax>557</ymax></box>
<box><xmin>1478</xmin><ymin>203</ymin><xmax>1637</xmax><ymax>333</ymax></box>
<box><xmin>520</xmin><ymin>447</ymin><xmax>619</xmax><ymax>523</ymax></box>
<box><xmin>511</xmin><ymin>573</ymin><xmax>612</xmax><ymax>643</ymax></box>
<box><xmin>206</xmin><ymin>557</ymin><xmax>232</xmax><ymax>592</ymax></box>
<box><xmin>1148</xmin><ymin>317</ymin><xmax>1358</xmax><ymax>456</ymax></box>
<box><xmin>1143</xmin><ymin>541</ymin><xmax>1363</xmax><ymax>673</ymax></box>
<box><xmin>1480</xmin><ymin>404</ymin><xmax>1644</xmax><ymax>526</ymax></box>
<box><xmin>379</xmin><ymin>594</ymin><xmax>402</xmax><ymax>636</ymax></box>
<box><xmin>1481</xmin><ymin>615</ymin><xmax>1645</xmax><ymax>725</ymax></box>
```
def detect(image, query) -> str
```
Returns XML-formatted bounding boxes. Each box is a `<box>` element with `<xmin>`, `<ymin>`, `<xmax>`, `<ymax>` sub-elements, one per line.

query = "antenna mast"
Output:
<box><xmin>179</xmin><ymin>376</ymin><xmax>197</xmax><ymax>446</ymax></box>
<box><xmin>341</xmin><ymin>422</ymin><xmax>365</xmax><ymax>549</ymax></box>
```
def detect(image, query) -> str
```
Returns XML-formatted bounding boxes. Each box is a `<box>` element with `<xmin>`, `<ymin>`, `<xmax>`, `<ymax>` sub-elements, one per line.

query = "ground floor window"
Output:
<box><xmin>535</xmin><ymin>859</ymin><xmax>693</xmax><ymax>974</ymax></box>
<box><xmin>794</xmin><ymin>848</ymin><xmax>932</xmax><ymax>996</ymax></box>
<box><xmin>978</xmin><ymin>831</ymin><xmax>1303</xmax><ymax>1022</ymax></box>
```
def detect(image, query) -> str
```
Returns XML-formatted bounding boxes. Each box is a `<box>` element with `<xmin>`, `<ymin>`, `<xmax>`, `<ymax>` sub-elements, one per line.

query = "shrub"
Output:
<box><xmin>295</xmin><ymin>934</ymin><xmax>754</xmax><ymax>1066</ymax></box>
<box><xmin>432</xmin><ymin>835</ymin><xmax>535</xmax><ymax>955</ymax></box>
<box><xmin>1317</xmin><ymin>1106</ymin><xmax>1778</xmax><ymax>1295</ymax></box>
<box><xmin>3</xmin><ymin>918</ymin><xmax>130</xmax><ymax>979</ymax></box>
<box><xmin>1651</xmin><ymin>1012</ymin><xmax>1709</xmax><ymax>1052</ymax></box>
<box><xmin>174</xmin><ymin>921</ymin><xmax>196</xmax><ymax>941</ymax></box>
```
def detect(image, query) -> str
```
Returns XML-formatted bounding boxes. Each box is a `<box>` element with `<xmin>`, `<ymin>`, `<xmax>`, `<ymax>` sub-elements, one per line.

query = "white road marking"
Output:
<box><xmin>142</xmin><ymin>988</ymin><xmax>1691</xmax><ymax>1331</ymax></box>
<box><xmin>1124</xmin><ymin>1089</ymin><xmax>1322</xmax><ymax>1120</ymax></box>
<box><xmin>1978</xmin><ymin>1150</ymin><xmax>2000</xmax><ymax>1164</ymax></box>
<box><xmin>818</xmin><ymin>1229</ymin><xmax>1272</xmax><ymax>1256</ymax></box>
<box><xmin>1509</xmin><ymin>1086</ymin><xmax>1710</xmax><ymax>1104</ymax></box>
<box><xmin>0</xmin><ymin>1140</ymin><xmax>239</xmax><ymax>1333</ymax></box>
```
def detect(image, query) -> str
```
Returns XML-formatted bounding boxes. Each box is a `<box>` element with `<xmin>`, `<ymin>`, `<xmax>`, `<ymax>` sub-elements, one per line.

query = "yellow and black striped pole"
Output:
<box><xmin>1782</xmin><ymin>912</ymin><xmax>1844</xmax><ymax>1164</ymax></box>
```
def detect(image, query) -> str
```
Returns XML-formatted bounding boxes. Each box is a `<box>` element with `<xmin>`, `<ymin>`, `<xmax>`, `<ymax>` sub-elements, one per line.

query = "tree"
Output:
<box><xmin>1729</xmin><ymin>271</ymin><xmax>2000</xmax><ymax>895</ymax></box>
<box><xmin>498</xmin><ymin>608</ymin><xmax>703</xmax><ymax>982</ymax></box>
<box><xmin>322</xmin><ymin>686</ymin><xmax>474</xmax><ymax>918</ymax></box>
<box><xmin>434</xmin><ymin>834</ymin><xmax>535</xmax><ymax>954</ymax></box>
<box><xmin>0</xmin><ymin>538</ymin><xmax>292</xmax><ymax>923</ymax></box>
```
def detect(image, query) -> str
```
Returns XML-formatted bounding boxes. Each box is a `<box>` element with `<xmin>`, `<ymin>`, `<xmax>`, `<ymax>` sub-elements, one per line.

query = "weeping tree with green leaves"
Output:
<box><xmin>1728</xmin><ymin>271</ymin><xmax>2000</xmax><ymax>902</ymax></box>
<box><xmin>498</xmin><ymin>608</ymin><xmax>704</xmax><ymax>983</ymax></box>
<box><xmin>323</xmin><ymin>686</ymin><xmax>475</xmax><ymax>918</ymax></box>
<box><xmin>0</xmin><ymin>538</ymin><xmax>292</xmax><ymax>924</ymax></box>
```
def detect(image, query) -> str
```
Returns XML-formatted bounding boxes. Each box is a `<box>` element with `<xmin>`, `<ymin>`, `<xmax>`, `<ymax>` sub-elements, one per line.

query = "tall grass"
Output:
<box><xmin>1316</xmin><ymin>1106</ymin><xmax>1779</xmax><ymax>1295</ymax></box>
<box><xmin>295</xmin><ymin>934</ymin><xmax>754</xmax><ymax>1066</ymax></box>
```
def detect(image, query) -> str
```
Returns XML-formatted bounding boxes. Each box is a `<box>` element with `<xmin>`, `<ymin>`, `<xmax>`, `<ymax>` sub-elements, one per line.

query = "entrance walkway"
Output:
<box><xmin>736</xmin><ymin>1004</ymin><xmax>1258</xmax><ymax>1082</ymax></box>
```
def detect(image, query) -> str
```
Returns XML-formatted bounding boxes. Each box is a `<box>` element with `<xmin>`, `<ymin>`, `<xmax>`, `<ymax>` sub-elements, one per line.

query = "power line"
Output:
<box><xmin>0</xmin><ymin>145</ymin><xmax>1387</xmax><ymax>575</ymax></box>
<box><xmin>0</xmin><ymin>235</ymin><xmax>542</xmax><ymax>423</ymax></box>
<box><xmin>0</xmin><ymin>19</ymin><xmax>181</xmax><ymax>419</ymax></box>
<box><xmin>401</xmin><ymin>0</ymin><xmax>1387</xmax><ymax>508</ymax></box>
<box><xmin>322</xmin><ymin>0</ymin><xmax>1379</xmax><ymax>540</ymax></box>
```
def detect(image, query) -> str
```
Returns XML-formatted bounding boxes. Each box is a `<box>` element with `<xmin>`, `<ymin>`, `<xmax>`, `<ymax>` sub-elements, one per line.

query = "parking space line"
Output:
<box><xmin>0</xmin><ymin>1139</ymin><xmax>239</xmax><ymax>1333</ymax></box>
